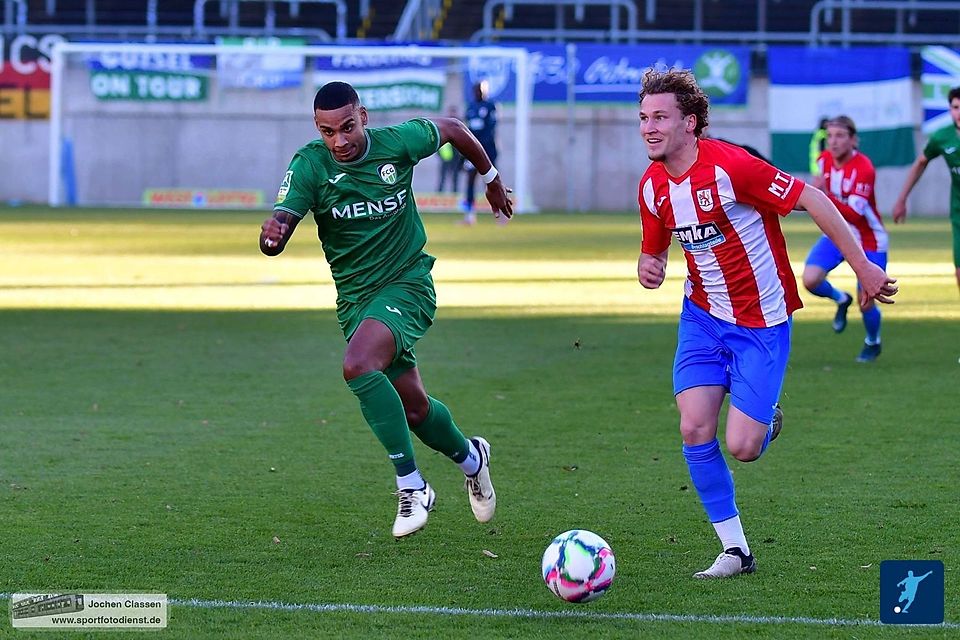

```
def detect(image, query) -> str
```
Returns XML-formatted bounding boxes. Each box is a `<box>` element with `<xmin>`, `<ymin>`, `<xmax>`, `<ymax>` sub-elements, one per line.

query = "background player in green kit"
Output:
<box><xmin>893</xmin><ymin>86</ymin><xmax>960</xmax><ymax>294</ymax></box>
<box><xmin>259</xmin><ymin>81</ymin><xmax>514</xmax><ymax>538</ymax></box>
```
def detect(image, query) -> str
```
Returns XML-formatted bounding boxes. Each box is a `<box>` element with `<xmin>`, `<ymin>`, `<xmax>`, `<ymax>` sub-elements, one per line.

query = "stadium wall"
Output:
<box><xmin>0</xmin><ymin>77</ymin><xmax>951</xmax><ymax>215</ymax></box>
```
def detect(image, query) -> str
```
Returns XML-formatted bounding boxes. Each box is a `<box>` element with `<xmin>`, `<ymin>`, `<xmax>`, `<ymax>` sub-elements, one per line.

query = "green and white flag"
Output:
<box><xmin>768</xmin><ymin>46</ymin><xmax>914</xmax><ymax>172</ymax></box>
<box><xmin>921</xmin><ymin>46</ymin><xmax>960</xmax><ymax>134</ymax></box>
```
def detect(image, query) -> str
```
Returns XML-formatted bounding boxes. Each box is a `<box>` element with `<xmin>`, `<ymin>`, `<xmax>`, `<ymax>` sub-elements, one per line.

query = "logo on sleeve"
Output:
<box><xmin>276</xmin><ymin>170</ymin><xmax>293</xmax><ymax>204</ymax></box>
<box><xmin>671</xmin><ymin>222</ymin><xmax>725</xmax><ymax>253</ymax></box>
<box><xmin>379</xmin><ymin>164</ymin><xmax>397</xmax><ymax>184</ymax></box>
<box><xmin>767</xmin><ymin>171</ymin><xmax>794</xmax><ymax>200</ymax></box>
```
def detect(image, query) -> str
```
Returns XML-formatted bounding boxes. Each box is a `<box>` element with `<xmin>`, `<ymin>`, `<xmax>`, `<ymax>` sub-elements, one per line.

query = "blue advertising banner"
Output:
<box><xmin>465</xmin><ymin>43</ymin><xmax>750</xmax><ymax>106</ymax></box>
<box><xmin>86</xmin><ymin>51</ymin><xmax>214</xmax><ymax>72</ymax></box>
<box><xmin>313</xmin><ymin>52</ymin><xmax>447</xmax><ymax>111</ymax></box>
<box><xmin>216</xmin><ymin>37</ymin><xmax>305</xmax><ymax>90</ymax></box>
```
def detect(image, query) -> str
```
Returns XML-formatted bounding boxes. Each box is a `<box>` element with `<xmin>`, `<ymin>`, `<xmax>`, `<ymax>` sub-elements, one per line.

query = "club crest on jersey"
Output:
<box><xmin>276</xmin><ymin>170</ymin><xmax>293</xmax><ymax>204</ymax></box>
<box><xmin>696</xmin><ymin>188</ymin><xmax>715</xmax><ymax>211</ymax></box>
<box><xmin>379</xmin><ymin>163</ymin><xmax>397</xmax><ymax>184</ymax></box>
<box><xmin>671</xmin><ymin>222</ymin><xmax>725</xmax><ymax>253</ymax></box>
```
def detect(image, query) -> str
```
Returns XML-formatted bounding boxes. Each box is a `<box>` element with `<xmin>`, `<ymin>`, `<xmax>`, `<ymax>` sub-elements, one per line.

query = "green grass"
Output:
<box><xmin>0</xmin><ymin>208</ymin><xmax>957</xmax><ymax>639</ymax></box>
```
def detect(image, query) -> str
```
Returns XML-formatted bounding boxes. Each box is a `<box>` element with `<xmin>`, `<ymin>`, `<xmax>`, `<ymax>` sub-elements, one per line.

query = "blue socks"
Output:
<box><xmin>682</xmin><ymin>439</ymin><xmax>738</xmax><ymax>523</ymax></box>
<box><xmin>862</xmin><ymin>306</ymin><xmax>881</xmax><ymax>344</ymax></box>
<box><xmin>759</xmin><ymin>425</ymin><xmax>772</xmax><ymax>456</ymax></box>
<box><xmin>810</xmin><ymin>279</ymin><xmax>844</xmax><ymax>301</ymax></box>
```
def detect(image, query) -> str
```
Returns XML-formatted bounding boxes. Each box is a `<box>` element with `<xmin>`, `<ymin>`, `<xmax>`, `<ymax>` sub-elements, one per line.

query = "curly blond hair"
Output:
<box><xmin>639</xmin><ymin>68</ymin><xmax>710</xmax><ymax>137</ymax></box>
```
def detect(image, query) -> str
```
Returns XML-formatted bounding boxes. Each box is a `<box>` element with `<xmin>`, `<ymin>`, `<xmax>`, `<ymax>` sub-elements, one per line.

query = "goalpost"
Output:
<box><xmin>48</xmin><ymin>41</ymin><xmax>534</xmax><ymax>212</ymax></box>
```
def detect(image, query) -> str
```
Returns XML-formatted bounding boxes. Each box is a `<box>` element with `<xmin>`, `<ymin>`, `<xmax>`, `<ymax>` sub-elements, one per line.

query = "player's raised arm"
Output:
<box><xmin>796</xmin><ymin>184</ymin><xmax>898</xmax><ymax>305</ymax></box>
<box><xmin>434</xmin><ymin>117</ymin><xmax>513</xmax><ymax>219</ymax></box>
<box><xmin>892</xmin><ymin>153</ymin><xmax>930</xmax><ymax>224</ymax></box>
<box><xmin>259</xmin><ymin>210</ymin><xmax>300</xmax><ymax>256</ymax></box>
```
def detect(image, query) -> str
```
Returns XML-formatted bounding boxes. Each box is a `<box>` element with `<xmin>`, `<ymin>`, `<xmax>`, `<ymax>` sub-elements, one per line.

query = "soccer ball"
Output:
<box><xmin>541</xmin><ymin>529</ymin><xmax>616</xmax><ymax>603</ymax></box>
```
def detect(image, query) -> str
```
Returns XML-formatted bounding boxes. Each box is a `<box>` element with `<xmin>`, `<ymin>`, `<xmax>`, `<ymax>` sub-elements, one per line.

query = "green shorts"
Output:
<box><xmin>338</xmin><ymin>256</ymin><xmax>437</xmax><ymax>380</ymax></box>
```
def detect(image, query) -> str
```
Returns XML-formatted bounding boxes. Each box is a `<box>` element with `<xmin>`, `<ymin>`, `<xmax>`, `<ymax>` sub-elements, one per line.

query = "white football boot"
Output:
<box><xmin>693</xmin><ymin>548</ymin><xmax>757</xmax><ymax>579</ymax></box>
<box><xmin>464</xmin><ymin>437</ymin><xmax>496</xmax><ymax>523</ymax></box>
<box><xmin>392</xmin><ymin>483</ymin><xmax>436</xmax><ymax>538</ymax></box>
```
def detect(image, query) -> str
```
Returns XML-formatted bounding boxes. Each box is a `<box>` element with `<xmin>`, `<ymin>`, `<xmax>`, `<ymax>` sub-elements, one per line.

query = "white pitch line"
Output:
<box><xmin>3</xmin><ymin>594</ymin><xmax>954</xmax><ymax>628</ymax></box>
<box><xmin>166</xmin><ymin>598</ymin><xmax>960</xmax><ymax>629</ymax></box>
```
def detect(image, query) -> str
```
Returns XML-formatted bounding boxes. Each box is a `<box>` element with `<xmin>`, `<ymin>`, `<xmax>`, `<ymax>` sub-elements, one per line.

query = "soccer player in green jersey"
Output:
<box><xmin>893</xmin><ymin>86</ymin><xmax>960</xmax><ymax>294</ymax></box>
<box><xmin>259</xmin><ymin>81</ymin><xmax>513</xmax><ymax>538</ymax></box>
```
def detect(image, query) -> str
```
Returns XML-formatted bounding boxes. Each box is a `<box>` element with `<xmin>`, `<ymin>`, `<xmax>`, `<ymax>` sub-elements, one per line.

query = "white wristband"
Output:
<box><xmin>480</xmin><ymin>166</ymin><xmax>499</xmax><ymax>184</ymax></box>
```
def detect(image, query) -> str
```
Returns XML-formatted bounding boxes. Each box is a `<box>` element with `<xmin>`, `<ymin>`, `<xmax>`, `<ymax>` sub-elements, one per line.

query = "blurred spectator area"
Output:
<box><xmin>4</xmin><ymin>1</ymin><xmax>960</xmax><ymax>44</ymax></box>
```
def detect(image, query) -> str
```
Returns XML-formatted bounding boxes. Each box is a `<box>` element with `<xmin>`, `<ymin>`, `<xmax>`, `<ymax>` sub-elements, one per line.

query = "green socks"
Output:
<box><xmin>347</xmin><ymin>375</ymin><xmax>473</xmax><ymax>477</ymax></box>
<box><xmin>347</xmin><ymin>371</ymin><xmax>417</xmax><ymax>476</ymax></box>
<box><xmin>410</xmin><ymin>396</ymin><xmax>471</xmax><ymax>464</ymax></box>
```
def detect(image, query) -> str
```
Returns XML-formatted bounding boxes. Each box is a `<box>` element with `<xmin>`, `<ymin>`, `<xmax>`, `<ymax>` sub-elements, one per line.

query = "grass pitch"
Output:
<box><xmin>0</xmin><ymin>208</ymin><xmax>957</xmax><ymax>639</ymax></box>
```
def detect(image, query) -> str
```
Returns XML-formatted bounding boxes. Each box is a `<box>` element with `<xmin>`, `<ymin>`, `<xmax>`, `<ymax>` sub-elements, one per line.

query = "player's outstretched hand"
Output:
<box><xmin>485</xmin><ymin>178</ymin><xmax>514</xmax><ymax>220</ymax></box>
<box><xmin>638</xmin><ymin>253</ymin><xmax>666</xmax><ymax>289</ymax></box>
<box><xmin>855</xmin><ymin>261</ymin><xmax>898</xmax><ymax>306</ymax></box>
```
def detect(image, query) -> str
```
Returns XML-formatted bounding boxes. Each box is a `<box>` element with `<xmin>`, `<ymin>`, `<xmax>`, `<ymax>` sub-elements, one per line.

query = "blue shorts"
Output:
<box><xmin>805</xmin><ymin>236</ymin><xmax>887</xmax><ymax>284</ymax></box>
<box><xmin>673</xmin><ymin>297</ymin><xmax>792</xmax><ymax>425</ymax></box>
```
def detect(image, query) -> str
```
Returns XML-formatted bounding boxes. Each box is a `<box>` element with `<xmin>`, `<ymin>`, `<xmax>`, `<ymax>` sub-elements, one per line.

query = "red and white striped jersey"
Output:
<box><xmin>639</xmin><ymin>138</ymin><xmax>805</xmax><ymax>328</ymax></box>
<box><xmin>817</xmin><ymin>150</ymin><xmax>887</xmax><ymax>252</ymax></box>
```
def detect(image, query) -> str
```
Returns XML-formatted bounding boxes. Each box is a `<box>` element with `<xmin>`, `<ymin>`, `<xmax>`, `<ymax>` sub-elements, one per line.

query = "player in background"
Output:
<box><xmin>260</xmin><ymin>81</ymin><xmax>513</xmax><ymax>538</ymax></box>
<box><xmin>893</xmin><ymin>86</ymin><xmax>960</xmax><ymax>295</ymax></box>
<box><xmin>460</xmin><ymin>81</ymin><xmax>499</xmax><ymax>225</ymax></box>
<box><xmin>636</xmin><ymin>69</ymin><xmax>897</xmax><ymax>579</ymax></box>
<box><xmin>802</xmin><ymin>116</ymin><xmax>888</xmax><ymax>362</ymax></box>
<box><xmin>437</xmin><ymin>105</ymin><xmax>462</xmax><ymax>193</ymax></box>
<box><xmin>809</xmin><ymin>117</ymin><xmax>828</xmax><ymax>176</ymax></box>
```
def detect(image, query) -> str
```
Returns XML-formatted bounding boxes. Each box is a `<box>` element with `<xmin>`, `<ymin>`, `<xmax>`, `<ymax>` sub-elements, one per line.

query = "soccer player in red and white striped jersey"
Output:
<box><xmin>636</xmin><ymin>69</ymin><xmax>897</xmax><ymax>579</ymax></box>
<box><xmin>802</xmin><ymin>116</ymin><xmax>888</xmax><ymax>362</ymax></box>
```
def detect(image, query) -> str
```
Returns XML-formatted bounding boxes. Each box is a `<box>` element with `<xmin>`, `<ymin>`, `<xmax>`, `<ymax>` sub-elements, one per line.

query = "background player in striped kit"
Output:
<box><xmin>259</xmin><ymin>82</ymin><xmax>513</xmax><ymax>538</ymax></box>
<box><xmin>636</xmin><ymin>69</ymin><xmax>898</xmax><ymax>579</ymax></box>
<box><xmin>802</xmin><ymin>116</ymin><xmax>888</xmax><ymax>362</ymax></box>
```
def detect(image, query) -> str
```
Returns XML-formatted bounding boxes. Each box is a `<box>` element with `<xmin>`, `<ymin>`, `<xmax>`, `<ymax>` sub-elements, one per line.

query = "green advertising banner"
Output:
<box><xmin>90</xmin><ymin>70</ymin><xmax>208</xmax><ymax>101</ymax></box>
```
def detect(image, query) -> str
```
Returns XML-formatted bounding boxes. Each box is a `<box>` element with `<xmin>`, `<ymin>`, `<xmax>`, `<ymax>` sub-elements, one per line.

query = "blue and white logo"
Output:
<box><xmin>879</xmin><ymin>560</ymin><xmax>944</xmax><ymax>624</ymax></box>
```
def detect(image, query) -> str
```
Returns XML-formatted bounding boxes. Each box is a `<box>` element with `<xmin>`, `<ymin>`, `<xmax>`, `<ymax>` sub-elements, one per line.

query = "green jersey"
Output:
<box><xmin>923</xmin><ymin>124</ymin><xmax>960</xmax><ymax>218</ymax></box>
<box><xmin>274</xmin><ymin>118</ymin><xmax>441</xmax><ymax>303</ymax></box>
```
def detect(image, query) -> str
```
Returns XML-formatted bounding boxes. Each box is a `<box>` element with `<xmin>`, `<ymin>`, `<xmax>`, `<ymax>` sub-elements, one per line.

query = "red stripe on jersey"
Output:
<box><xmin>685</xmin><ymin>252</ymin><xmax>709</xmax><ymax>312</ymax></box>
<box><xmin>690</xmin><ymin>164</ymin><xmax>765</xmax><ymax>326</ymax></box>
<box><xmin>762</xmin><ymin>213</ymin><xmax>804</xmax><ymax>316</ymax></box>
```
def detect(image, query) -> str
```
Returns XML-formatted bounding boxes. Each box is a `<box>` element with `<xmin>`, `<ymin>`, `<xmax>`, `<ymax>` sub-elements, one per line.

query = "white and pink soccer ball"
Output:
<box><xmin>541</xmin><ymin>529</ymin><xmax>616</xmax><ymax>603</ymax></box>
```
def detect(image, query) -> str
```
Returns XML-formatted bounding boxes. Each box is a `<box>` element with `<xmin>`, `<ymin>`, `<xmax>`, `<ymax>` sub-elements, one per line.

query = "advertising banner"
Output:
<box><xmin>921</xmin><ymin>46</ymin><xmax>960</xmax><ymax>134</ymax></box>
<box><xmin>314</xmin><ymin>53</ymin><xmax>446</xmax><ymax>111</ymax></box>
<box><xmin>768</xmin><ymin>46</ymin><xmax>914</xmax><ymax>172</ymax></box>
<box><xmin>217</xmin><ymin>36</ymin><xmax>305</xmax><ymax>90</ymax></box>
<box><xmin>466</xmin><ymin>43</ymin><xmax>750</xmax><ymax>106</ymax></box>
<box><xmin>0</xmin><ymin>34</ymin><xmax>65</xmax><ymax>119</ymax></box>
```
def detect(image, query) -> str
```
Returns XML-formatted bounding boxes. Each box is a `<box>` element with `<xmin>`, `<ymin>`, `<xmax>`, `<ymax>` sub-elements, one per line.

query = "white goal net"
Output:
<box><xmin>48</xmin><ymin>41</ymin><xmax>533</xmax><ymax>212</ymax></box>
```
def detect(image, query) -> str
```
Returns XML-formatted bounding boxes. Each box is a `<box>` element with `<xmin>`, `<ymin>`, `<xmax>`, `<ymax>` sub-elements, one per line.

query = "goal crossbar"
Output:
<box><xmin>48</xmin><ymin>41</ymin><xmax>534</xmax><ymax>212</ymax></box>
